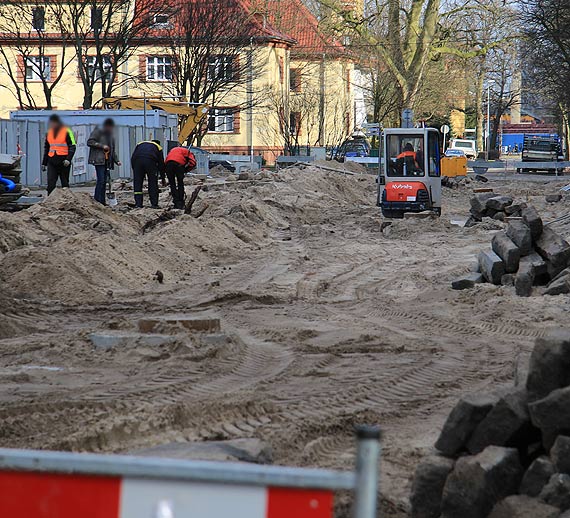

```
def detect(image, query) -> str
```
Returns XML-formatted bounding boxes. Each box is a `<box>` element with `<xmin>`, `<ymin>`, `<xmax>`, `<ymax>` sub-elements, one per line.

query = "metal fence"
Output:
<box><xmin>513</xmin><ymin>161</ymin><xmax>570</xmax><ymax>175</ymax></box>
<box><xmin>276</xmin><ymin>156</ymin><xmax>316</xmax><ymax>169</ymax></box>
<box><xmin>0</xmin><ymin>119</ymin><xmax>171</xmax><ymax>187</ymax></box>
<box><xmin>212</xmin><ymin>155</ymin><xmax>262</xmax><ymax>175</ymax></box>
<box><xmin>0</xmin><ymin>426</ymin><xmax>381</xmax><ymax>518</ymax></box>
<box><xmin>0</xmin><ymin>119</ymin><xmax>43</xmax><ymax>186</ymax></box>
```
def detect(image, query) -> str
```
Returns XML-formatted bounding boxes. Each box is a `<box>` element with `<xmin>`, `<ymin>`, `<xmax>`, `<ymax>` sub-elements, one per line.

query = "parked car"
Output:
<box><xmin>187</xmin><ymin>146</ymin><xmax>236</xmax><ymax>172</ymax></box>
<box><xmin>334</xmin><ymin>136</ymin><xmax>371</xmax><ymax>162</ymax></box>
<box><xmin>448</xmin><ymin>139</ymin><xmax>477</xmax><ymax>159</ymax></box>
<box><xmin>444</xmin><ymin>148</ymin><xmax>466</xmax><ymax>158</ymax></box>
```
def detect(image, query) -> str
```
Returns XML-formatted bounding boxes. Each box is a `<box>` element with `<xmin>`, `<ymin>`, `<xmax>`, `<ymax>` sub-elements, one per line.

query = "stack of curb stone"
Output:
<box><xmin>452</xmin><ymin>202</ymin><xmax>570</xmax><ymax>296</ymax></box>
<box><xmin>466</xmin><ymin>193</ymin><xmax>525</xmax><ymax>227</ymax></box>
<box><xmin>410</xmin><ymin>329</ymin><xmax>570</xmax><ymax>518</ymax></box>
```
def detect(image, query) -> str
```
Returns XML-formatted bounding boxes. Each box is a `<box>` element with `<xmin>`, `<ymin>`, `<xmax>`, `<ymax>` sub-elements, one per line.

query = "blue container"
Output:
<box><xmin>10</xmin><ymin>109</ymin><xmax>178</xmax><ymax>132</ymax></box>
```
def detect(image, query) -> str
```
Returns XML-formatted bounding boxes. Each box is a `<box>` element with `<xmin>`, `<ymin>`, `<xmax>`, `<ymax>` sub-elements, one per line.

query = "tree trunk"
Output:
<box><xmin>475</xmin><ymin>70</ymin><xmax>484</xmax><ymax>154</ymax></box>
<box><xmin>561</xmin><ymin>105</ymin><xmax>570</xmax><ymax>160</ymax></box>
<box><xmin>83</xmin><ymin>91</ymin><xmax>93</xmax><ymax>110</ymax></box>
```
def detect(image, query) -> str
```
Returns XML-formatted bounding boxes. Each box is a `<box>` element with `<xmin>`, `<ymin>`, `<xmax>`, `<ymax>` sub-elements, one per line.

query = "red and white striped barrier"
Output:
<box><xmin>0</xmin><ymin>471</ymin><xmax>332</xmax><ymax>518</ymax></box>
<box><xmin>0</xmin><ymin>426</ymin><xmax>380</xmax><ymax>518</ymax></box>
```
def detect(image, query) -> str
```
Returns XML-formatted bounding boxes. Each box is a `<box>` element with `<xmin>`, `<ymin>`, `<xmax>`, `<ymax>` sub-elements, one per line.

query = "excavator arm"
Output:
<box><xmin>103</xmin><ymin>97</ymin><xmax>209</xmax><ymax>144</ymax></box>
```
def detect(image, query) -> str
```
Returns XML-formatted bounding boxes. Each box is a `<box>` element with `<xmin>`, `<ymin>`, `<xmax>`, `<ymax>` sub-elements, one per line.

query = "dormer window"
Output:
<box><xmin>152</xmin><ymin>13</ymin><xmax>170</xmax><ymax>27</ymax></box>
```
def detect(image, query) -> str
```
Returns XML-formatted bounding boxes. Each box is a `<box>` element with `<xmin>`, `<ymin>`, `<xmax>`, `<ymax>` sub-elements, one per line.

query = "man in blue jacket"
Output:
<box><xmin>131</xmin><ymin>140</ymin><xmax>165</xmax><ymax>208</ymax></box>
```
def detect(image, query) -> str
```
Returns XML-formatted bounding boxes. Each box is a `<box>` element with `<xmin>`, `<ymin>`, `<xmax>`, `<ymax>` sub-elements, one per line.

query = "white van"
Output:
<box><xmin>449</xmin><ymin>139</ymin><xmax>477</xmax><ymax>159</ymax></box>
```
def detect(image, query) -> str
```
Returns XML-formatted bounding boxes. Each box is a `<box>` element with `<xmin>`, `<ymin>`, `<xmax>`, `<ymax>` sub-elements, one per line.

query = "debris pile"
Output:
<box><xmin>0</xmin><ymin>154</ymin><xmax>24</xmax><ymax>210</ymax></box>
<box><xmin>441</xmin><ymin>175</ymin><xmax>471</xmax><ymax>189</ymax></box>
<box><xmin>454</xmin><ymin>198</ymin><xmax>570</xmax><ymax>296</ymax></box>
<box><xmin>410</xmin><ymin>329</ymin><xmax>570</xmax><ymax>518</ymax></box>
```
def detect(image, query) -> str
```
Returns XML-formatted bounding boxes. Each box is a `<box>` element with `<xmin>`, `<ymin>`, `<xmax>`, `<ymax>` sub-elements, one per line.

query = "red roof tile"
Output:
<box><xmin>259</xmin><ymin>0</ymin><xmax>345</xmax><ymax>56</ymax></box>
<box><xmin>135</xmin><ymin>0</ymin><xmax>296</xmax><ymax>45</ymax></box>
<box><xmin>237</xmin><ymin>0</ymin><xmax>298</xmax><ymax>43</ymax></box>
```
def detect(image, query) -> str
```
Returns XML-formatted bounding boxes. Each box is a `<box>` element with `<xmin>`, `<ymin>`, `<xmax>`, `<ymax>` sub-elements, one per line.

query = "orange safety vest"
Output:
<box><xmin>397</xmin><ymin>150</ymin><xmax>417</xmax><ymax>160</ymax></box>
<box><xmin>47</xmin><ymin>127</ymin><xmax>70</xmax><ymax>157</ymax></box>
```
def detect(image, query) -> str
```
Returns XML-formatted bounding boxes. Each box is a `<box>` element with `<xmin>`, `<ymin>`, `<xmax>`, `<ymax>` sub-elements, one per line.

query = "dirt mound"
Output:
<box><xmin>0</xmin><ymin>170</ymin><xmax>374</xmax><ymax>303</ymax></box>
<box><xmin>5</xmin><ymin>172</ymin><xmax>570</xmax><ymax>517</ymax></box>
<box><xmin>313</xmin><ymin>159</ymin><xmax>370</xmax><ymax>175</ymax></box>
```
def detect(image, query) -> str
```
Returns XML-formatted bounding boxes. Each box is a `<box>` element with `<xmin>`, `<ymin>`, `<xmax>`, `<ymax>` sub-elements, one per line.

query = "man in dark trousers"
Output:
<box><xmin>87</xmin><ymin>118</ymin><xmax>121</xmax><ymax>205</ymax></box>
<box><xmin>164</xmin><ymin>146</ymin><xmax>196</xmax><ymax>209</ymax></box>
<box><xmin>42</xmin><ymin>114</ymin><xmax>76</xmax><ymax>195</ymax></box>
<box><xmin>131</xmin><ymin>140</ymin><xmax>165</xmax><ymax>208</ymax></box>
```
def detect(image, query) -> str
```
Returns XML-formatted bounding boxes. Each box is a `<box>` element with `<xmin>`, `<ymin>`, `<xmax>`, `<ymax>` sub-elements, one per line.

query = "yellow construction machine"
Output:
<box><xmin>102</xmin><ymin>97</ymin><xmax>209</xmax><ymax>144</ymax></box>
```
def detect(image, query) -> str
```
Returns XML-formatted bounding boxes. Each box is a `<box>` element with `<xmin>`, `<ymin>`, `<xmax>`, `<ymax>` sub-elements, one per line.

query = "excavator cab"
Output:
<box><xmin>378</xmin><ymin>127</ymin><xmax>441</xmax><ymax>218</ymax></box>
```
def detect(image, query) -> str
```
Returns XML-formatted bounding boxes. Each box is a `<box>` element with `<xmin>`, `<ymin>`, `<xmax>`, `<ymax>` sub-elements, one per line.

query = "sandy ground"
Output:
<box><xmin>2</xmin><ymin>166</ymin><xmax>570</xmax><ymax>516</ymax></box>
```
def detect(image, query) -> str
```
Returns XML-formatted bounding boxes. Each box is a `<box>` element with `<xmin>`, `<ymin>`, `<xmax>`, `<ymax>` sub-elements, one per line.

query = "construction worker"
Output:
<box><xmin>42</xmin><ymin>114</ymin><xmax>76</xmax><ymax>195</ymax></box>
<box><xmin>87</xmin><ymin>118</ymin><xmax>121</xmax><ymax>205</ymax></box>
<box><xmin>396</xmin><ymin>143</ymin><xmax>422</xmax><ymax>175</ymax></box>
<box><xmin>131</xmin><ymin>139</ymin><xmax>165</xmax><ymax>208</ymax></box>
<box><xmin>164</xmin><ymin>146</ymin><xmax>196</xmax><ymax>209</ymax></box>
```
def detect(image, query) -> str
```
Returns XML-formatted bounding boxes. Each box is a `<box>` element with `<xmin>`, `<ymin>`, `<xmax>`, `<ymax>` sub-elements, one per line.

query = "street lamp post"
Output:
<box><xmin>486</xmin><ymin>80</ymin><xmax>495</xmax><ymax>160</ymax></box>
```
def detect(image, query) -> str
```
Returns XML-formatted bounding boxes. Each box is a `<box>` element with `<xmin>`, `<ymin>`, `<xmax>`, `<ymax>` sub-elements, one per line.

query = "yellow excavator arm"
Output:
<box><xmin>103</xmin><ymin>97</ymin><xmax>209</xmax><ymax>144</ymax></box>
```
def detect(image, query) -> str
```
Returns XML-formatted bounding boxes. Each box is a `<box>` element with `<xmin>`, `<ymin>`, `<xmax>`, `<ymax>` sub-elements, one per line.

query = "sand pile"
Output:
<box><xmin>5</xmin><ymin>173</ymin><xmax>570</xmax><ymax>518</ymax></box>
<box><xmin>312</xmin><ymin>159</ymin><xmax>371</xmax><ymax>175</ymax></box>
<box><xmin>0</xmin><ymin>170</ymin><xmax>374</xmax><ymax>303</ymax></box>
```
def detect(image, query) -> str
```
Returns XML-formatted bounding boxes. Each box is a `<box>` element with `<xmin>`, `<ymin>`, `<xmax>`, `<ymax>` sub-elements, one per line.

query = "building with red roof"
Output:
<box><xmin>0</xmin><ymin>0</ymin><xmax>356</xmax><ymax>162</ymax></box>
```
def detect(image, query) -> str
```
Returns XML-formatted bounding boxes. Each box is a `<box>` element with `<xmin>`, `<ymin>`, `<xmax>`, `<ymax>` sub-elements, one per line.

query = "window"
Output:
<box><xmin>428</xmin><ymin>131</ymin><xmax>440</xmax><ymax>177</ymax></box>
<box><xmin>386</xmin><ymin>134</ymin><xmax>425</xmax><ymax>177</ymax></box>
<box><xmin>207</xmin><ymin>55</ymin><xmax>235</xmax><ymax>81</ymax></box>
<box><xmin>146</xmin><ymin>56</ymin><xmax>172</xmax><ymax>81</ymax></box>
<box><xmin>152</xmin><ymin>12</ymin><xmax>170</xmax><ymax>27</ymax></box>
<box><xmin>208</xmin><ymin>108</ymin><xmax>234</xmax><ymax>133</ymax></box>
<box><xmin>32</xmin><ymin>7</ymin><xmax>45</xmax><ymax>31</ymax></box>
<box><xmin>290</xmin><ymin>68</ymin><xmax>301</xmax><ymax>92</ymax></box>
<box><xmin>86</xmin><ymin>56</ymin><xmax>112</xmax><ymax>81</ymax></box>
<box><xmin>25</xmin><ymin>56</ymin><xmax>51</xmax><ymax>81</ymax></box>
<box><xmin>91</xmin><ymin>7</ymin><xmax>103</xmax><ymax>30</ymax></box>
<box><xmin>454</xmin><ymin>141</ymin><xmax>474</xmax><ymax>149</ymax></box>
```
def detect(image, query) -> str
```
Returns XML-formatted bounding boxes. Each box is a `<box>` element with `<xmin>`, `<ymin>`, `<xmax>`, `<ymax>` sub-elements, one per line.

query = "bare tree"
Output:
<box><xmin>0</xmin><ymin>0</ymin><xmax>73</xmax><ymax>109</ymax></box>
<box><xmin>486</xmin><ymin>46</ymin><xmax>520</xmax><ymax>150</ymax></box>
<box><xmin>318</xmin><ymin>0</ymin><xmax>446</xmax><ymax>113</ymax></box>
<box><xmin>349</xmin><ymin>50</ymin><xmax>401</xmax><ymax>129</ymax></box>
<box><xmin>522</xmin><ymin>0</ymin><xmax>570</xmax><ymax>152</ymax></box>
<box><xmin>442</xmin><ymin>0</ymin><xmax>518</xmax><ymax>150</ymax></box>
<box><xmin>260</xmin><ymin>57</ymin><xmax>352</xmax><ymax>155</ymax></box>
<box><xmin>158</xmin><ymin>0</ymin><xmax>268</xmax><ymax>144</ymax></box>
<box><xmin>64</xmin><ymin>0</ymin><xmax>162</xmax><ymax>109</ymax></box>
<box><xmin>261</xmin><ymin>66</ymin><xmax>322</xmax><ymax>155</ymax></box>
<box><xmin>317</xmin><ymin>0</ymin><xmax>516</xmax><ymax>130</ymax></box>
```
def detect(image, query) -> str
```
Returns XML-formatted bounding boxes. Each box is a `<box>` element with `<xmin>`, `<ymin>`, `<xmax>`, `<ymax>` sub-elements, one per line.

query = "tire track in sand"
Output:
<box><xmin>86</xmin><ymin>330</ymin><xmax>294</xmax><ymax>405</ymax></box>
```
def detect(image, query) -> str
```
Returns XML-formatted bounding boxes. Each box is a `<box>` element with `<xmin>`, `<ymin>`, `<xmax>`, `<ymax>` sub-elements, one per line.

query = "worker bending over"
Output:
<box><xmin>164</xmin><ymin>146</ymin><xmax>196</xmax><ymax>209</ymax></box>
<box><xmin>131</xmin><ymin>140</ymin><xmax>165</xmax><ymax>208</ymax></box>
<box><xmin>42</xmin><ymin>114</ymin><xmax>76</xmax><ymax>195</ymax></box>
